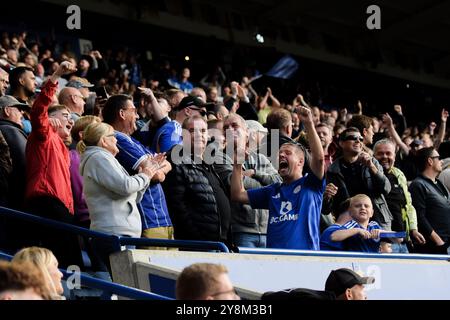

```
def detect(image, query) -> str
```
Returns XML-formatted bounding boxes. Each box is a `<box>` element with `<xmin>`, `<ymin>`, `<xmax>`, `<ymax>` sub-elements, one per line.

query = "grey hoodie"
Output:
<box><xmin>79</xmin><ymin>146</ymin><xmax>150</xmax><ymax>237</ymax></box>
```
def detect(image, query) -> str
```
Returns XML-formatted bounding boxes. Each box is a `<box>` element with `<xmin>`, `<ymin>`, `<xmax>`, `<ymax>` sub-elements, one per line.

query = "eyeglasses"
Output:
<box><xmin>122</xmin><ymin>107</ymin><xmax>138</xmax><ymax>115</ymax></box>
<box><xmin>342</xmin><ymin>135</ymin><xmax>364</xmax><ymax>142</ymax></box>
<box><xmin>430</xmin><ymin>155</ymin><xmax>440</xmax><ymax>160</ymax></box>
<box><xmin>187</xmin><ymin>107</ymin><xmax>207</xmax><ymax>117</ymax></box>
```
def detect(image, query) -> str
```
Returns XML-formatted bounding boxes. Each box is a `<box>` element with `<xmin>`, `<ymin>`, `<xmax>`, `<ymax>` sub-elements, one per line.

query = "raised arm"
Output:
<box><xmin>382</xmin><ymin>113</ymin><xmax>410</xmax><ymax>155</ymax></box>
<box><xmin>297</xmin><ymin>106</ymin><xmax>324</xmax><ymax>180</ymax></box>
<box><xmin>230</xmin><ymin>163</ymin><xmax>250</xmax><ymax>204</ymax></box>
<box><xmin>32</xmin><ymin>61</ymin><xmax>77</xmax><ymax>139</ymax></box>
<box><xmin>267</xmin><ymin>87</ymin><xmax>281</xmax><ymax>109</ymax></box>
<box><xmin>138</xmin><ymin>87</ymin><xmax>166</xmax><ymax>122</ymax></box>
<box><xmin>434</xmin><ymin>108</ymin><xmax>448</xmax><ymax>150</ymax></box>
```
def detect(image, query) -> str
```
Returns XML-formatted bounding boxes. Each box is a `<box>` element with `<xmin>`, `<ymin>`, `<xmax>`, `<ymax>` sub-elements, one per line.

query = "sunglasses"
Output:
<box><xmin>342</xmin><ymin>135</ymin><xmax>364</xmax><ymax>142</ymax></box>
<box><xmin>187</xmin><ymin>106</ymin><xmax>207</xmax><ymax>117</ymax></box>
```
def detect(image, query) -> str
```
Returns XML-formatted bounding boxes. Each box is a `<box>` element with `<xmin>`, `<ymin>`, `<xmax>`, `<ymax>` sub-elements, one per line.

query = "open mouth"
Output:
<box><xmin>279</xmin><ymin>160</ymin><xmax>289</xmax><ymax>170</ymax></box>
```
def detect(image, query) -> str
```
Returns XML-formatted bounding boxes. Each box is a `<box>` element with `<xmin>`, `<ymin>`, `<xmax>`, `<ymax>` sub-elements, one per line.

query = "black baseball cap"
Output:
<box><xmin>325</xmin><ymin>268</ymin><xmax>375</xmax><ymax>297</ymax></box>
<box><xmin>177</xmin><ymin>96</ymin><xmax>214</xmax><ymax>110</ymax></box>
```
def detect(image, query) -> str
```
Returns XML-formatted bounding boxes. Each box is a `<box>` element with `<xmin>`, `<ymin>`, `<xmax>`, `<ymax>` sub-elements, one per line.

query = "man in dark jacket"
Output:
<box><xmin>163</xmin><ymin>115</ymin><xmax>232</xmax><ymax>245</ymax></box>
<box><xmin>0</xmin><ymin>95</ymin><xmax>29</xmax><ymax>209</ymax></box>
<box><xmin>213</xmin><ymin>113</ymin><xmax>281</xmax><ymax>248</ymax></box>
<box><xmin>324</xmin><ymin>127</ymin><xmax>393</xmax><ymax>230</ymax></box>
<box><xmin>409</xmin><ymin>147</ymin><xmax>450</xmax><ymax>254</ymax></box>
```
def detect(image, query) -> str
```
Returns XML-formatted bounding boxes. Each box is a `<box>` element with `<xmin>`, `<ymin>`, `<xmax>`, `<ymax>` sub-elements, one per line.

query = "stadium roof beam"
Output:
<box><xmin>380</xmin><ymin>0</ymin><xmax>450</xmax><ymax>39</ymax></box>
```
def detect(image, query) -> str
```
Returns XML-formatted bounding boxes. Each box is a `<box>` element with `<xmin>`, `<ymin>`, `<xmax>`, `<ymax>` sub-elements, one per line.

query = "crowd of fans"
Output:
<box><xmin>0</xmin><ymin>28</ymin><xmax>450</xmax><ymax>284</ymax></box>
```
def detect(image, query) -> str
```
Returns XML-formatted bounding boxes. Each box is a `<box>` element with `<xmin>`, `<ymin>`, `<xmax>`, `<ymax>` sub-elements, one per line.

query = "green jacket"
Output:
<box><xmin>389</xmin><ymin>166</ymin><xmax>418</xmax><ymax>237</ymax></box>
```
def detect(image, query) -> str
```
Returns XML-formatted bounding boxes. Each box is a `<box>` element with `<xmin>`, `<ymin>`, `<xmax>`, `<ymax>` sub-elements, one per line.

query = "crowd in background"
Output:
<box><xmin>0</xmin><ymin>27</ymin><xmax>450</xmax><ymax>284</ymax></box>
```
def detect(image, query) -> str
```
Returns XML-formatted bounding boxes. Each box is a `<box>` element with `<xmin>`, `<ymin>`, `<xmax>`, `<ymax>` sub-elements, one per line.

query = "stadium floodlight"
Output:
<box><xmin>255</xmin><ymin>33</ymin><xmax>264</xmax><ymax>44</ymax></box>
<box><xmin>185</xmin><ymin>56</ymin><xmax>190</xmax><ymax>61</ymax></box>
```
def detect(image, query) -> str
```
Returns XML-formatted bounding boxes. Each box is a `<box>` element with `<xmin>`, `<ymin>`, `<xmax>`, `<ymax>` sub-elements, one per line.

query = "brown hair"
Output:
<box><xmin>0</xmin><ymin>261</ymin><xmax>49</xmax><ymax>299</ymax></box>
<box><xmin>347</xmin><ymin>115</ymin><xmax>373</xmax><ymax>134</ymax></box>
<box><xmin>176</xmin><ymin>263</ymin><xmax>228</xmax><ymax>300</ymax></box>
<box><xmin>266</xmin><ymin>108</ymin><xmax>292</xmax><ymax>130</ymax></box>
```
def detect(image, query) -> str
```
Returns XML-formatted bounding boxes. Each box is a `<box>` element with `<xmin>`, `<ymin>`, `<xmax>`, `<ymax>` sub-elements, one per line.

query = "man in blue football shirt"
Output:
<box><xmin>230</xmin><ymin>106</ymin><xmax>325</xmax><ymax>250</ymax></box>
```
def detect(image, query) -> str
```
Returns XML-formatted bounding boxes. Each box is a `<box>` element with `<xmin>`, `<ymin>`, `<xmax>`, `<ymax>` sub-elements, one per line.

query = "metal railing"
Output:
<box><xmin>0</xmin><ymin>252</ymin><xmax>172</xmax><ymax>300</ymax></box>
<box><xmin>0</xmin><ymin>206</ymin><xmax>229</xmax><ymax>253</ymax></box>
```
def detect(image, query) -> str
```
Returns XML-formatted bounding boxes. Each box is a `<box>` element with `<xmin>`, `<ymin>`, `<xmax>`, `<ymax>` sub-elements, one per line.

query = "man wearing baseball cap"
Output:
<box><xmin>0</xmin><ymin>95</ymin><xmax>29</xmax><ymax>209</ymax></box>
<box><xmin>325</xmin><ymin>268</ymin><xmax>375</xmax><ymax>300</ymax></box>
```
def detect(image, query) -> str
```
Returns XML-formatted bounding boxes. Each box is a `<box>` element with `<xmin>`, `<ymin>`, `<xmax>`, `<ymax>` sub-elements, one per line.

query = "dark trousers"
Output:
<box><xmin>24</xmin><ymin>196</ymin><xmax>83</xmax><ymax>269</ymax></box>
<box><xmin>411</xmin><ymin>240</ymin><xmax>449</xmax><ymax>255</ymax></box>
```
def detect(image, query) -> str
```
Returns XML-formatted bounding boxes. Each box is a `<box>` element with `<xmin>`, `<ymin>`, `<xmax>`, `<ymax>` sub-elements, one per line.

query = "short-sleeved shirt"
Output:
<box><xmin>247</xmin><ymin>173</ymin><xmax>325</xmax><ymax>250</ymax></box>
<box><xmin>340</xmin><ymin>220</ymin><xmax>381</xmax><ymax>253</ymax></box>
<box><xmin>115</xmin><ymin>132</ymin><xmax>172</xmax><ymax>230</ymax></box>
<box><xmin>151</xmin><ymin>120</ymin><xmax>182</xmax><ymax>153</ymax></box>
<box><xmin>320</xmin><ymin>224</ymin><xmax>344</xmax><ymax>251</ymax></box>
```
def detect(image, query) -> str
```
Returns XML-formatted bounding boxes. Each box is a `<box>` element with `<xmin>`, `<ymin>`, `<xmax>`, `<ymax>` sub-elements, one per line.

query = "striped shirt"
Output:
<box><xmin>115</xmin><ymin>131</ymin><xmax>172</xmax><ymax>230</ymax></box>
<box><xmin>340</xmin><ymin>220</ymin><xmax>381</xmax><ymax>253</ymax></box>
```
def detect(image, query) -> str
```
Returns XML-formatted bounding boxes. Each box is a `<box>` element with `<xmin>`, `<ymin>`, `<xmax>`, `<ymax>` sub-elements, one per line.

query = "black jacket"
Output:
<box><xmin>163</xmin><ymin>156</ymin><xmax>231</xmax><ymax>242</ymax></box>
<box><xmin>409</xmin><ymin>175</ymin><xmax>450</xmax><ymax>242</ymax></box>
<box><xmin>0</xmin><ymin>119</ymin><xmax>27</xmax><ymax>209</ymax></box>
<box><xmin>325</xmin><ymin>157</ymin><xmax>393</xmax><ymax>230</ymax></box>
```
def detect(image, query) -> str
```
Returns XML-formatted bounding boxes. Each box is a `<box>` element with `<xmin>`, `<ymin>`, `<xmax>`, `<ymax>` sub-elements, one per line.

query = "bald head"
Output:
<box><xmin>0</xmin><ymin>68</ymin><xmax>8</xmax><ymax>96</ymax></box>
<box><xmin>58</xmin><ymin>87</ymin><xmax>85</xmax><ymax>115</ymax></box>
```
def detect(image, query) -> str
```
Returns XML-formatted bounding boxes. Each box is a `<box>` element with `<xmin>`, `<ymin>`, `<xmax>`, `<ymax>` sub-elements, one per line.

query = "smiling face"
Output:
<box><xmin>349</xmin><ymin>195</ymin><xmax>373</xmax><ymax>224</ymax></box>
<box><xmin>223</xmin><ymin>115</ymin><xmax>248</xmax><ymax>151</ymax></box>
<box><xmin>340</xmin><ymin>131</ymin><xmax>363</xmax><ymax>157</ymax></box>
<box><xmin>278</xmin><ymin>143</ymin><xmax>304</xmax><ymax>182</ymax></box>
<box><xmin>100</xmin><ymin>127</ymin><xmax>119</xmax><ymax>156</ymax></box>
<box><xmin>316</xmin><ymin>125</ymin><xmax>332</xmax><ymax>149</ymax></box>
<box><xmin>49</xmin><ymin>107</ymin><xmax>74</xmax><ymax>140</ymax></box>
<box><xmin>374</xmin><ymin>142</ymin><xmax>396</xmax><ymax>171</ymax></box>
<box><xmin>120</xmin><ymin>99</ymin><xmax>139</xmax><ymax>135</ymax></box>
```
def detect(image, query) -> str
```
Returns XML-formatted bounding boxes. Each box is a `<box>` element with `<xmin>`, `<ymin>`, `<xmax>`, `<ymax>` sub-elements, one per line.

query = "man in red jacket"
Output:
<box><xmin>24</xmin><ymin>61</ymin><xmax>82</xmax><ymax>268</ymax></box>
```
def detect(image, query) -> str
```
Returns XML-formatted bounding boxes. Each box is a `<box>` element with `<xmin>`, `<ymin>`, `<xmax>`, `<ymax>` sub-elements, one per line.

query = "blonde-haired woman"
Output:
<box><xmin>12</xmin><ymin>247</ymin><xmax>65</xmax><ymax>300</ymax></box>
<box><xmin>78</xmin><ymin>122</ymin><xmax>163</xmax><ymax>272</ymax></box>
<box><xmin>69</xmin><ymin>115</ymin><xmax>102</xmax><ymax>229</ymax></box>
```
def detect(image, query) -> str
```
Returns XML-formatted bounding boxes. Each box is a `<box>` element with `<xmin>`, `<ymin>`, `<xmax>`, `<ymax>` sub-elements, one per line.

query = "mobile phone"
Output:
<box><xmin>95</xmin><ymin>86</ymin><xmax>108</xmax><ymax>99</ymax></box>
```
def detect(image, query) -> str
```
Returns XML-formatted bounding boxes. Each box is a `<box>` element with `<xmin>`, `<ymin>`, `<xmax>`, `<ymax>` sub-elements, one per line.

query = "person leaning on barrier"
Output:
<box><xmin>176</xmin><ymin>263</ymin><xmax>240</xmax><ymax>300</ymax></box>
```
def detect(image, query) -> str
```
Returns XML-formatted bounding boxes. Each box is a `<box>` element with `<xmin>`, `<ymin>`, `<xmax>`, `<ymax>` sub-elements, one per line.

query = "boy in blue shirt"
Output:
<box><xmin>230</xmin><ymin>106</ymin><xmax>325</xmax><ymax>250</ymax></box>
<box><xmin>330</xmin><ymin>194</ymin><xmax>382</xmax><ymax>253</ymax></box>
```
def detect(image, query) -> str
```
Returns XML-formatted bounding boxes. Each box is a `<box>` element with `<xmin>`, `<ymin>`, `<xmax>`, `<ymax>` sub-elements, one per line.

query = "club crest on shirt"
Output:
<box><xmin>280</xmin><ymin>201</ymin><xmax>292</xmax><ymax>215</ymax></box>
<box><xmin>293</xmin><ymin>185</ymin><xmax>302</xmax><ymax>194</ymax></box>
